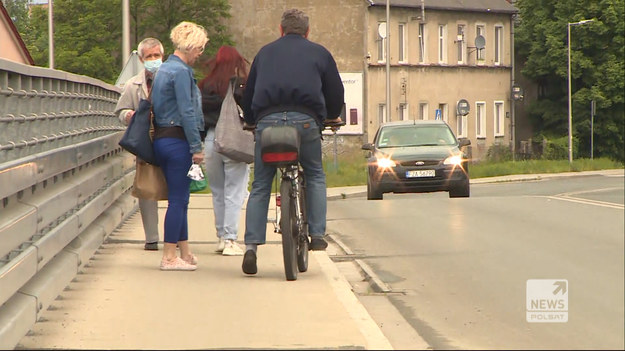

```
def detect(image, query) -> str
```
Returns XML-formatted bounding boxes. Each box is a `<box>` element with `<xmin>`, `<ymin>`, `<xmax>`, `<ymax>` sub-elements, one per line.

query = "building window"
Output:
<box><xmin>476</xmin><ymin>25</ymin><xmax>485</xmax><ymax>61</ymax></box>
<box><xmin>419</xmin><ymin>102</ymin><xmax>428</xmax><ymax>120</ymax></box>
<box><xmin>494</xmin><ymin>101</ymin><xmax>505</xmax><ymax>136</ymax></box>
<box><xmin>457</xmin><ymin>24</ymin><xmax>465</xmax><ymax>64</ymax></box>
<box><xmin>437</xmin><ymin>103</ymin><xmax>448</xmax><ymax>122</ymax></box>
<box><xmin>398</xmin><ymin>23</ymin><xmax>406</xmax><ymax>63</ymax></box>
<box><xmin>438</xmin><ymin>24</ymin><xmax>447</xmax><ymax>63</ymax></box>
<box><xmin>457</xmin><ymin>114</ymin><xmax>467</xmax><ymax>138</ymax></box>
<box><xmin>418</xmin><ymin>23</ymin><xmax>426</xmax><ymax>63</ymax></box>
<box><xmin>378</xmin><ymin>22</ymin><xmax>386</xmax><ymax>63</ymax></box>
<box><xmin>495</xmin><ymin>25</ymin><xmax>503</xmax><ymax>65</ymax></box>
<box><xmin>378</xmin><ymin>104</ymin><xmax>386</xmax><ymax>124</ymax></box>
<box><xmin>399</xmin><ymin>103</ymin><xmax>409</xmax><ymax>121</ymax></box>
<box><xmin>476</xmin><ymin>102</ymin><xmax>486</xmax><ymax>138</ymax></box>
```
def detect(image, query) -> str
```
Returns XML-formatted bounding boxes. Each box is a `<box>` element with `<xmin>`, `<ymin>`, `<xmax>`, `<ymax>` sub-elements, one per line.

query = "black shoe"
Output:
<box><xmin>310</xmin><ymin>237</ymin><xmax>328</xmax><ymax>251</ymax></box>
<box><xmin>242</xmin><ymin>250</ymin><xmax>257</xmax><ymax>275</ymax></box>
<box><xmin>144</xmin><ymin>242</ymin><xmax>158</xmax><ymax>251</ymax></box>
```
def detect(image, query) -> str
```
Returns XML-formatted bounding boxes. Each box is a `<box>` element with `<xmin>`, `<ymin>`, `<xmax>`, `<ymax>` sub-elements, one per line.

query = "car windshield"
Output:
<box><xmin>377</xmin><ymin>125</ymin><xmax>456</xmax><ymax>148</ymax></box>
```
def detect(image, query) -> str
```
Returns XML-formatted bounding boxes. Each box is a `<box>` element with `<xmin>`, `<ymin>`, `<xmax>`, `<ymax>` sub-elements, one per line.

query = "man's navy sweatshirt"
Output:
<box><xmin>242</xmin><ymin>34</ymin><xmax>345</xmax><ymax>127</ymax></box>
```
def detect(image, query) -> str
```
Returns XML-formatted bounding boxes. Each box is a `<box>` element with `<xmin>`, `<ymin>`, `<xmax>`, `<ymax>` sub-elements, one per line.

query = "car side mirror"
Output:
<box><xmin>362</xmin><ymin>143</ymin><xmax>374</xmax><ymax>151</ymax></box>
<box><xmin>458</xmin><ymin>138</ymin><xmax>471</xmax><ymax>147</ymax></box>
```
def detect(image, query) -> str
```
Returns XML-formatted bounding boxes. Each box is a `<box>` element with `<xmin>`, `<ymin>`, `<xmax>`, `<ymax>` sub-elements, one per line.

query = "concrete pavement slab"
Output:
<box><xmin>16</xmin><ymin>194</ymin><xmax>392</xmax><ymax>350</ymax></box>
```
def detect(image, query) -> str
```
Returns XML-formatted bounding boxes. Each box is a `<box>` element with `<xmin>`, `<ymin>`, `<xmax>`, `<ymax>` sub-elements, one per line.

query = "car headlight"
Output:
<box><xmin>443</xmin><ymin>155</ymin><xmax>463</xmax><ymax>165</ymax></box>
<box><xmin>376</xmin><ymin>156</ymin><xmax>396</xmax><ymax>168</ymax></box>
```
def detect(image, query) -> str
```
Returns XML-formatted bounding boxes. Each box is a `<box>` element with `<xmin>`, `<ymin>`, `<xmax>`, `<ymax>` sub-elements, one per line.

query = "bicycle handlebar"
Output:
<box><xmin>242</xmin><ymin>118</ymin><xmax>345</xmax><ymax>132</ymax></box>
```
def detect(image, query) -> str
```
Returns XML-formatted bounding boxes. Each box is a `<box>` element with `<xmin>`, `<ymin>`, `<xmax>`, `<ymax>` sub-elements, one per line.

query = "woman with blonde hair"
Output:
<box><xmin>151</xmin><ymin>21</ymin><xmax>208</xmax><ymax>271</ymax></box>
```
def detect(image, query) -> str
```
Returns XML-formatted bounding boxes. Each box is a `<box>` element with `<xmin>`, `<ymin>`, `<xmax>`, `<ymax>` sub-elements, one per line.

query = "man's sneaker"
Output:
<box><xmin>144</xmin><ymin>242</ymin><xmax>158</xmax><ymax>251</ymax></box>
<box><xmin>215</xmin><ymin>238</ymin><xmax>225</xmax><ymax>253</ymax></box>
<box><xmin>310</xmin><ymin>237</ymin><xmax>328</xmax><ymax>251</ymax></box>
<box><xmin>160</xmin><ymin>257</ymin><xmax>197</xmax><ymax>271</ymax></box>
<box><xmin>223</xmin><ymin>240</ymin><xmax>244</xmax><ymax>256</ymax></box>
<box><xmin>242</xmin><ymin>250</ymin><xmax>257</xmax><ymax>275</ymax></box>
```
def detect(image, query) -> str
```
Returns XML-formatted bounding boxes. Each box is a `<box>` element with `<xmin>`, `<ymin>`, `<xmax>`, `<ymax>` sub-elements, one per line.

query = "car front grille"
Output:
<box><xmin>397</xmin><ymin>160</ymin><xmax>441</xmax><ymax>167</ymax></box>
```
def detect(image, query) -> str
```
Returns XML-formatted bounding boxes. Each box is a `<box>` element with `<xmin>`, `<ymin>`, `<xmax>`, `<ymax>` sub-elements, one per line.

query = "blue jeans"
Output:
<box><xmin>244</xmin><ymin>112</ymin><xmax>327</xmax><ymax>245</ymax></box>
<box><xmin>153</xmin><ymin>138</ymin><xmax>192</xmax><ymax>243</ymax></box>
<box><xmin>204</xmin><ymin>128</ymin><xmax>250</xmax><ymax>241</ymax></box>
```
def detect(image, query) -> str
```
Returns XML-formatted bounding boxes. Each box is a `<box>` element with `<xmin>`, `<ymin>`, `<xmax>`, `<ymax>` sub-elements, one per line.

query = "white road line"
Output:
<box><xmin>558</xmin><ymin>186</ymin><xmax>624</xmax><ymax>197</ymax></box>
<box><xmin>541</xmin><ymin>195</ymin><xmax>624</xmax><ymax>210</ymax></box>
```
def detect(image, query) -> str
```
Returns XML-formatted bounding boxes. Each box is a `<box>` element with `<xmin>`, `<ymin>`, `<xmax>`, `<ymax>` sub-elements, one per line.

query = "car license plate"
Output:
<box><xmin>406</xmin><ymin>169</ymin><xmax>435</xmax><ymax>178</ymax></box>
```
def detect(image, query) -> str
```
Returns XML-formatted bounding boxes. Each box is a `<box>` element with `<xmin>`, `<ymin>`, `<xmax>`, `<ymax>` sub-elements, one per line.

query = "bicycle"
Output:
<box><xmin>248</xmin><ymin>119</ymin><xmax>344</xmax><ymax>281</ymax></box>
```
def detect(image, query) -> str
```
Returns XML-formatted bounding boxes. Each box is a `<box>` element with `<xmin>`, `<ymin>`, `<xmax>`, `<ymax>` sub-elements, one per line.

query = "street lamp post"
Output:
<box><xmin>567</xmin><ymin>19</ymin><xmax>593</xmax><ymax>164</ymax></box>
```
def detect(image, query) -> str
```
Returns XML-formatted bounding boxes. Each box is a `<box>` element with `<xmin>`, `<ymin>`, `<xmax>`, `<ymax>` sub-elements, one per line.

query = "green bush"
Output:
<box><xmin>541</xmin><ymin>136</ymin><xmax>569</xmax><ymax>160</ymax></box>
<box><xmin>486</xmin><ymin>143</ymin><xmax>513</xmax><ymax>162</ymax></box>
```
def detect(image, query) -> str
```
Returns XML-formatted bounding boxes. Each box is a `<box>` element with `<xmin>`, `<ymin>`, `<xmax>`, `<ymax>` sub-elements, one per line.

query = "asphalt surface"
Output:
<box><xmin>15</xmin><ymin>169</ymin><xmax>623</xmax><ymax>350</ymax></box>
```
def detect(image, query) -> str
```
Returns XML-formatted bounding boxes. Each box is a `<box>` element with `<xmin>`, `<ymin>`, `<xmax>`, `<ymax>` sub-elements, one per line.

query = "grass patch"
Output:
<box><xmin>192</xmin><ymin>152</ymin><xmax>622</xmax><ymax>194</ymax></box>
<box><xmin>470</xmin><ymin>158</ymin><xmax>623</xmax><ymax>179</ymax></box>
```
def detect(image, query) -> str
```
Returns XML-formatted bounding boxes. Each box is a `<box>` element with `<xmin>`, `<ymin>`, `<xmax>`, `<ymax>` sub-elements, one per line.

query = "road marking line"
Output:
<box><xmin>541</xmin><ymin>195</ymin><xmax>624</xmax><ymax>210</ymax></box>
<box><xmin>558</xmin><ymin>186</ymin><xmax>624</xmax><ymax>197</ymax></box>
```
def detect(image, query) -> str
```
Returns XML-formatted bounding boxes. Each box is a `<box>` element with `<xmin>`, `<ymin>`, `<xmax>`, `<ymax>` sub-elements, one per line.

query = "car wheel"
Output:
<box><xmin>449</xmin><ymin>179</ymin><xmax>470</xmax><ymax>198</ymax></box>
<box><xmin>367</xmin><ymin>176</ymin><xmax>383</xmax><ymax>200</ymax></box>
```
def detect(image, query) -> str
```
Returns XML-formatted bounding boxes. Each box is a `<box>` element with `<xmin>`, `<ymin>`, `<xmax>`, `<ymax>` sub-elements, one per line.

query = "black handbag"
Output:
<box><xmin>118</xmin><ymin>97</ymin><xmax>159</xmax><ymax>165</ymax></box>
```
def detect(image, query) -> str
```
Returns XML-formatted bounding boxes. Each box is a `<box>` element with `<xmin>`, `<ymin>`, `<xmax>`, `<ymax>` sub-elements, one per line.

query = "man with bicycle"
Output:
<box><xmin>240</xmin><ymin>8</ymin><xmax>344</xmax><ymax>275</ymax></box>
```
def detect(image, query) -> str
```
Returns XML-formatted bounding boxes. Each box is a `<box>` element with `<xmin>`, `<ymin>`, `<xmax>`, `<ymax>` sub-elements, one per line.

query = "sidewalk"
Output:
<box><xmin>15</xmin><ymin>188</ymin><xmax>393</xmax><ymax>350</ymax></box>
<box><xmin>15</xmin><ymin>169</ymin><xmax>622</xmax><ymax>349</ymax></box>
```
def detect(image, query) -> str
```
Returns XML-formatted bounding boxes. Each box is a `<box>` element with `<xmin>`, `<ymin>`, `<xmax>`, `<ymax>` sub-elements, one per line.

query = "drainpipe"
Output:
<box><xmin>385</xmin><ymin>0</ymin><xmax>391</xmax><ymax>122</ymax></box>
<box><xmin>510</xmin><ymin>13</ymin><xmax>516</xmax><ymax>160</ymax></box>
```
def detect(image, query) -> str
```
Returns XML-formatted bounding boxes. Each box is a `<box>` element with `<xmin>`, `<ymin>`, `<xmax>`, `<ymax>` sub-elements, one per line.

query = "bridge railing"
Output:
<box><xmin>0</xmin><ymin>58</ymin><xmax>138</xmax><ymax>349</ymax></box>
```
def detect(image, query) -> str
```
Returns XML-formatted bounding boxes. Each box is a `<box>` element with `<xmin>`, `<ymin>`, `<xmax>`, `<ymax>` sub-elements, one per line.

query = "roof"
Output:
<box><xmin>0</xmin><ymin>2</ymin><xmax>34</xmax><ymax>65</ymax></box>
<box><xmin>368</xmin><ymin>0</ymin><xmax>518</xmax><ymax>14</ymax></box>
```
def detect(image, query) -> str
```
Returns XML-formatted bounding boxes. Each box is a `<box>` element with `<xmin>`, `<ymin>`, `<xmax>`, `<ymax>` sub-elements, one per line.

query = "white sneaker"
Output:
<box><xmin>215</xmin><ymin>238</ymin><xmax>225</xmax><ymax>253</ymax></box>
<box><xmin>222</xmin><ymin>240</ymin><xmax>244</xmax><ymax>256</ymax></box>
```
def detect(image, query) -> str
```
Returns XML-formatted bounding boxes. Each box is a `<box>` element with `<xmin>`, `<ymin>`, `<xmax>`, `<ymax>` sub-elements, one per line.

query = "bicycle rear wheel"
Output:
<box><xmin>297</xmin><ymin>174</ymin><xmax>309</xmax><ymax>272</ymax></box>
<box><xmin>280</xmin><ymin>179</ymin><xmax>298</xmax><ymax>281</ymax></box>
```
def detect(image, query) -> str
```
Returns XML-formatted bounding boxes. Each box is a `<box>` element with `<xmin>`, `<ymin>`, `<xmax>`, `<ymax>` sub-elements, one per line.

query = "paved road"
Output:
<box><xmin>326</xmin><ymin>170</ymin><xmax>624</xmax><ymax>349</ymax></box>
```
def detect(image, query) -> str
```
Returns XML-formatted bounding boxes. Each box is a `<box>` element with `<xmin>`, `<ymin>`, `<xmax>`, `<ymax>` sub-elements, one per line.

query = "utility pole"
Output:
<box><xmin>567</xmin><ymin>19</ymin><xmax>593</xmax><ymax>165</ymax></box>
<box><xmin>48</xmin><ymin>0</ymin><xmax>54</xmax><ymax>69</ymax></box>
<box><xmin>385</xmin><ymin>0</ymin><xmax>390</xmax><ymax>123</ymax></box>
<box><xmin>122</xmin><ymin>0</ymin><xmax>130</xmax><ymax>68</ymax></box>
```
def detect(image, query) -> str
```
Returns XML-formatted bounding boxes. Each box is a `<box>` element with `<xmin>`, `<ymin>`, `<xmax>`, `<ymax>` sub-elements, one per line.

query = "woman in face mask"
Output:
<box><xmin>113</xmin><ymin>37</ymin><xmax>165</xmax><ymax>252</ymax></box>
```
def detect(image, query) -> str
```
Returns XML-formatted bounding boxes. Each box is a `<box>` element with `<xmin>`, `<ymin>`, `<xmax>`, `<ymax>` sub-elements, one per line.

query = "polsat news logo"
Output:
<box><xmin>526</xmin><ymin>279</ymin><xmax>568</xmax><ymax>323</ymax></box>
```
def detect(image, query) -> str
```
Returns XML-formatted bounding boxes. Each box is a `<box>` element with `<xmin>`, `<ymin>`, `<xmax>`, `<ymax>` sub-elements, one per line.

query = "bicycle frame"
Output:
<box><xmin>256</xmin><ymin>120</ymin><xmax>344</xmax><ymax>281</ymax></box>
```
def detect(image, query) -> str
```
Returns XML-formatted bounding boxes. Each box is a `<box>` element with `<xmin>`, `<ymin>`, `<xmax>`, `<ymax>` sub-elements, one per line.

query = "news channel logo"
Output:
<box><xmin>526</xmin><ymin>279</ymin><xmax>568</xmax><ymax>323</ymax></box>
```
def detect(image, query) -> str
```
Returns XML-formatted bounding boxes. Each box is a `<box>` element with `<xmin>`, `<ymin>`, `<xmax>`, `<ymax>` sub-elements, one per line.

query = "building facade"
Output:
<box><xmin>226</xmin><ymin>0</ymin><xmax>517</xmax><ymax>160</ymax></box>
<box><xmin>0</xmin><ymin>2</ymin><xmax>34</xmax><ymax>65</ymax></box>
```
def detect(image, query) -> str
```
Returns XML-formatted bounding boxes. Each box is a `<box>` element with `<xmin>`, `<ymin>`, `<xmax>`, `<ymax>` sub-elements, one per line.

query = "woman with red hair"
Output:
<box><xmin>199</xmin><ymin>45</ymin><xmax>250</xmax><ymax>256</ymax></box>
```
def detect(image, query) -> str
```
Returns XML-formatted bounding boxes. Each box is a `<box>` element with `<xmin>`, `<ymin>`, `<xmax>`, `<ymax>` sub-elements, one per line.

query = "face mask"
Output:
<box><xmin>144</xmin><ymin>59</ymin><xmax>162</xmax><ymax>73</ymax></box>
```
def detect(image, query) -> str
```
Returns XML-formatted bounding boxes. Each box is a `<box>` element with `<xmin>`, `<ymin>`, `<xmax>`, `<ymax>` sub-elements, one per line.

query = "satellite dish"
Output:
<box><xmin>457</xmin><ymin>99</ymin><xmax>470</xmax><ymax>116</ymax></box>
<box><xmin>378</xmin><ymin>23</ymin><xmax>387</xmax><ymax>39</ymax></box>
<box><xmin>475</xmin><ymin>35</ymin><xmax>486</xmax><ymax>50</ymax></box>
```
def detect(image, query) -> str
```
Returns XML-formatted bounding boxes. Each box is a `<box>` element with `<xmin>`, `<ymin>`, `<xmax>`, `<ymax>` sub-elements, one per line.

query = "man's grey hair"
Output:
<box><xmin>137</xmin><ymin>38</ymin><xmax>164</xmax><ymax>58</ymax></box>
<box><xmin>281</xmin><ymin>8</ymin><xmax>309</xmax><ymax>36</ymax></box>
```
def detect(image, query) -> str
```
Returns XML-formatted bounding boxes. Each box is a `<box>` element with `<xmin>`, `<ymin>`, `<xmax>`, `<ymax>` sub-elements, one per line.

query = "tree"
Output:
<box><xmin>515</xmin><ymin>0</ymin><xmax>624</xmax><ymax>161</ymax></box>
<box><xmin>2</xmin><ymin>0</ymin><xmax>29</xmax><ymax>34</ymax></box>
<box><xmin>11</xmin><ymin>0</ymin><xmax>232</xmax><ymax>84</ymax></box>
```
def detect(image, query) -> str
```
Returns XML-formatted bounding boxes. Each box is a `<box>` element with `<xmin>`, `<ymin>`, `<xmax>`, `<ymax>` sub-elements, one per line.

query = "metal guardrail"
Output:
<box><xmin>0</xmin><ymin>58</ymin><xmax>138</xmax><ymax>349</ymax></box>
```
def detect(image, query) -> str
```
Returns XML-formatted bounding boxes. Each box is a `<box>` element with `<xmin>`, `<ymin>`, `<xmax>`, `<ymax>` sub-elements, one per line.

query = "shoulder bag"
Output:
<box><xmin>118</xmin><ymin>91</ymin><xmax>159</xmax><ymax>165</ymax></box>
<box><xmin>132</xmin><ymin>159</ymin><xmax>168</xmax><ymax>200</ymax></box>
<box><xmin>214</xmin><ymin>78</ymin><xmax>255</xmax><ymax>164</ymax></box>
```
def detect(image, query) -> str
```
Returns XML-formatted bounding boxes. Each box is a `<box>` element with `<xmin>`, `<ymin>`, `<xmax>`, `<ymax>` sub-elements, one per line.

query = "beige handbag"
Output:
<box><xmin>132</xmin><ymin>159</ymin><xmax>168</xmax><ymax>201</ymax></box>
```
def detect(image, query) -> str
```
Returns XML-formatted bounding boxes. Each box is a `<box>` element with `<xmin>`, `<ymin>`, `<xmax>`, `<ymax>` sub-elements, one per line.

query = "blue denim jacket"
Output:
<box><xmin>152</xmin><ymin>54</ymin><xmax>204</xmax><ymax>154</ymax></box>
